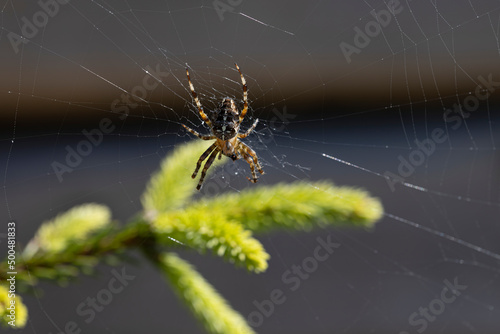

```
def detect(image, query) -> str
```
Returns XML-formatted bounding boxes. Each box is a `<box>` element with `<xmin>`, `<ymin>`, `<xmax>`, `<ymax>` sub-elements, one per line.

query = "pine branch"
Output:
<box><xmin>0</xmin><ymin>140</ymin><xmax>384</xmax><ymax>332</ymax></box>
<box><xmin>141</xmin><ymin>140</ymin><xmax>227</xmax><ymax>217</ymax></box>
<box><xmin>160</xmin><ymin>253</ymin><xmax>255</xmax><ymax>334</ymax></box>
<box><xmin>23</xmin><ymin>203</ymin><xmax>112</xmax><ymax>258</ymax></box>
<box><xmin>152</xmin><ymin>210</ymin><xmax>269</xmax><ymax>273</ymax></box>
<box><xmin>188</xmin><ymin>181</ymin><xmax>383</xmax><ymax>233</ymax></box>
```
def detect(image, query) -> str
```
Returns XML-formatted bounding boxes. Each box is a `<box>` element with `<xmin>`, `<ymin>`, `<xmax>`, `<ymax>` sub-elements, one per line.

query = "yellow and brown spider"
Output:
<box><xmin>181</xmin><ymin>63</ymin><xmax>264</xmax><ymax>190</ymax></box>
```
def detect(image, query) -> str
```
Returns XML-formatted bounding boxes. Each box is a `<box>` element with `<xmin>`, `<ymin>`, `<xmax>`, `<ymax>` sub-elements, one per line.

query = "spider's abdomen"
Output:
<box><xmin>212</xmin><ymin>98</ymin><xmax>239</xmax><ymax>140</ymax></box>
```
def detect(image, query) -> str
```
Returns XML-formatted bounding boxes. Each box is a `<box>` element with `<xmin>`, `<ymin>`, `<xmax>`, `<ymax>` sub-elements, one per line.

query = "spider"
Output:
<box><xmin>181</xmin><ymin>63</ymin><xmax>264</xmax><ymax>190</ymax></box>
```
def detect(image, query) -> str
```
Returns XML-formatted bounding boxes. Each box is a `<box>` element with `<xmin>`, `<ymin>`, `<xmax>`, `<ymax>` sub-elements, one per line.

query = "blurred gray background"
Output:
<box><xmin>1</xmin><ymin>0</ymin><xmax>500</xmax><ymax>333</ymax></box>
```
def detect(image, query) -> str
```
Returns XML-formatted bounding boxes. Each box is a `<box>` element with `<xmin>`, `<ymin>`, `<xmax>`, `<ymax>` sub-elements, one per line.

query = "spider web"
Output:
<box><xmin>1</xmin><ymin>0</ymin><xmax>500</xmax><ymax>333</ymax></box>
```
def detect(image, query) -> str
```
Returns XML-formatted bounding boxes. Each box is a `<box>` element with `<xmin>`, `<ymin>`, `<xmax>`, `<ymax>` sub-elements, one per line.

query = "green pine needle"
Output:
<box><xmin>188</xmin><ymin>181</ymin><xmax>383</xmax><ymax>233</ymax></box>
<box><xmin>161</xmin><ymin>253</ymin><xmax>255</xmax><ymax>334</ymax></box>
<box><xmin>152</xmin><ymin>211</ymin><xmax>269</xmax><ymax>273</ymax></box>
<box><xmin>23</xmin><ymin>203</ymin><xmax>111</xmax><ymax>257</ymax></box>
<box><xmin>141</xmin><ymin>140</ymin><xmax>227</xmax><ymax>216</ymax></box>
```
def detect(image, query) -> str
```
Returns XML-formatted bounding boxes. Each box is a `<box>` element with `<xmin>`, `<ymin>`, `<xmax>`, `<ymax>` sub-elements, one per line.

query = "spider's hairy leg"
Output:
<box><xmin>238</xmin><ymin>119</ymin><xmax>258</xmax><ymax>139</ymax></box>
<box><xmin>192</xmin><ymin>143</ymin><xmax>217</xmax><ymax>179</ymax></box>
<box><xmin>239</xmin><ymin>142</ymin><xmax>264</xmax><ymax>183</ymax></box>
<box><xmin>234</xmin><ymin>63</ymin><xmax>248</xmax><ymax>124</ymax></box>
<box><xmin>186</xmin><ymin>68</ymin><xmax>212</xmax><ymax>128</ymax></box>
<box><xmin>242</xmin><ymin>154</ymin><xmax>258</xmax><ymax>183</ymax></box>
<box><xmin>240</xmin><ymin>141</ymin><xmax>264</xmax><ymax>174</ymax></box>
<box><xmin>197</xmin><ymin>148</ymin><xmax>219</xmax><ymax>190</ymax></box>
<box><xmin>181</xmin><ymin>123</ymin><xmax>216</xmax><ymax>140</ymax></box>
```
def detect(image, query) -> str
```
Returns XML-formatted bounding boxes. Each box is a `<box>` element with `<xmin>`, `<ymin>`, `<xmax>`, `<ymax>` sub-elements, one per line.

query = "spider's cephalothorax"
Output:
<box><xmin>181</xmin><ymin>63</ymin><xmax>264</xmax><ymax>190</ymax></box>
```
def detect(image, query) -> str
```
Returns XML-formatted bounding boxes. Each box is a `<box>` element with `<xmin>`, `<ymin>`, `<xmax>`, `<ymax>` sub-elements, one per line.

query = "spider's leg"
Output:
<box><xmin>193</xmin><ymin>143</ymin><xmax>217</xmax><ymax>179</ymax></box>
<box><xmin>239</xmin><ymin>141</ymin><xmax>264</xmax><ymax>175</ymax></box>
<box><xmin>181</xmin><ymin>124</ymin><xmax>216</xmax><ymax>140</ymax></box>
<box><xmin>186</xmin><ymin>68</ymin><xmax>212</xmax><ymax>128</ymax></box>
<box><xmin>242</xmin><ymin>153</ymin><xmax>258</xmax><ymax>183</ymax></box>
<box><xmin>234</xmin><ymin>63</ymin><xmax>248</xmax><ymax>124</ymax></box>
<box><xmin>197</xmin><ymin>148</ymin><xmax>219</xmax><ymax>190</ymax></box>
<box><xmin>238</xmin><ymin>119</ymin><xmax>258</xmax><ymax>139</ymax></box>
<box><xmin>217</xmin><ymin>151</ymin><xmax>222</xmax><ymax>160</ymax></box>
